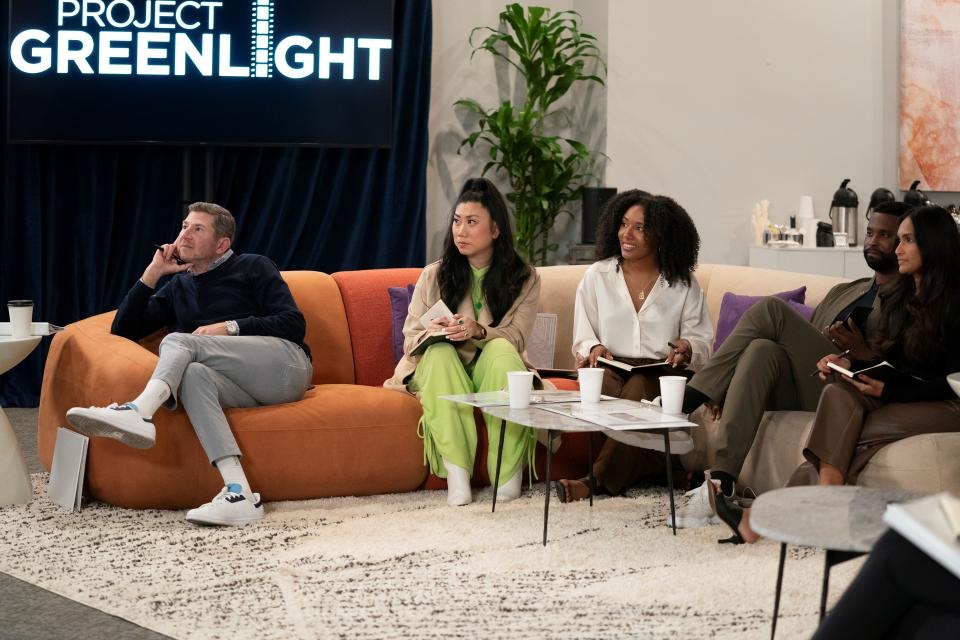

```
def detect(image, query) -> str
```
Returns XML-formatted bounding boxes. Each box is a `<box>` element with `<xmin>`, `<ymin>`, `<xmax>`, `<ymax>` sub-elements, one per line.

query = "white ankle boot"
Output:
<box><xmin>496</xmin><ymin>468</ymin><xmax>523</xmax><ymax>502</ymax></box>
<box><xmin>443</xmin><ymin>460</ymin><xmax>472</xmax><ymax>506</ymax></box>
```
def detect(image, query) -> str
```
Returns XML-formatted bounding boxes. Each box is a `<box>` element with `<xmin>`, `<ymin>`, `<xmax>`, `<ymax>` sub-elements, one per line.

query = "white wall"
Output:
<box><xmin>427</xmin><ymin>1</ymin><xmax>902</xmax><ymax>266</ymax></box>
<box><xmin>605</xmin><ymin>0</ymin><xmax>900</xmax><ymax>265</ymax></box>
<box><xmin>426</xmin><ymin>1</ymin><xmax>607</xmax><ymax>263</ymax></box>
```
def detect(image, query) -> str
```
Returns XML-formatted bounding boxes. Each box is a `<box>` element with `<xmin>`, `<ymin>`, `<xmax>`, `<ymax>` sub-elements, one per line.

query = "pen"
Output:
<box><xmin>809</xmin><ymin>349</ymin><xmax>851</xmax><ymax>376</ymax></box>
<box><xmin>153</xmin><ymin>244</ymin><xmax>186</xmax><ymax>265</ymax></box>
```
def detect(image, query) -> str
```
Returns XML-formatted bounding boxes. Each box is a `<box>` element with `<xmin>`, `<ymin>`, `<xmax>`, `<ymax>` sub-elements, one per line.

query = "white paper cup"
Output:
<box><xmin>798</xmin><ymin>195</ymin><xmax>815</xmax><ymax>219</ymax></box>
<box><xmin>659</xmin><ymin>375</ymin><xmax>687</xmax><ymax>415</ymax></box>
<box><xmin>578</xmin><ymin>367</ymin><xmax>605</xmax><ymax>404</ymax></box>
<box><xmin>507</xmin><ymin>371</ymin><xmax>534</xmax><ymax>409</ymax></box>
<box><xmin>8</xmin><ymin>300</ymin><xmax>33</xmax><ymax>338</ymax></box>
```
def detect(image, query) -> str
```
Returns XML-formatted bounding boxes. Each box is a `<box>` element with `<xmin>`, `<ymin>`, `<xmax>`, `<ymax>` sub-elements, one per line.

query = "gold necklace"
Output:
<box><xmin>637</xmin><ymin>273</ymin><xmax>660</xmax><ymax>301</ymax></box>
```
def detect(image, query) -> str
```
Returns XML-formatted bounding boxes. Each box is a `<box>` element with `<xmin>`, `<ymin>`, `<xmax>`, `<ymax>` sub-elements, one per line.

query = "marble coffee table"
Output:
<box><xmin>750</xmin><ymin>485</ymin><xmax>921</xmax><ymax>638</ymax></box>
<box><xmin>442</xmin><ymin>391</ymin><xmax>698</xmax><ymax>544</ymax></box>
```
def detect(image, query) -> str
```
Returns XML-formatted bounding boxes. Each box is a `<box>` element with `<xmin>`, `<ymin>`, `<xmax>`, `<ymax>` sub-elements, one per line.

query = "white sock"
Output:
<box><xmin>497</xmin><ymin>468</ymin><xmax>523</xmax><ymax>502</ymax></box>
<box><xmin>215</xmin><ymin>456</ymin><xmax>252</xmax><ymax>496</ymax></box>
<box><xmin>130</xmin><ymin>379</ymin><xmax>171</xmax><ymax>419</ymax></box>
<box><xmin>443</xmin><ymin>459</ymin><xmax>472</xmax><ymax>506</ymax></box>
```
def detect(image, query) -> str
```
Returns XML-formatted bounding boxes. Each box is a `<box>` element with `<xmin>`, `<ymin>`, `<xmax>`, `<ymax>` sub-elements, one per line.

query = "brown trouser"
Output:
<box><xmin>803</xmin><ymin>381</ymin><xmax>960</xmax><ymax>482</ymax></box>
<box><xmin>688</xmin><ymin>297</ymin><xmax>836</xmax><ymax>478</ymax></box>
<box><xmin>592</xmin><ymin>359</ymin><xmax>692</xmax><ymax>495</ymax></box>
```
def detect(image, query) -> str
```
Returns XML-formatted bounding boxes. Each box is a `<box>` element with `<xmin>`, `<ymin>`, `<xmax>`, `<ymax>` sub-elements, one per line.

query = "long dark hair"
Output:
<box><xmin>594</xmin><ymin>189</ymin><xmax>700</xmax><ymax>286</ymax></box>
<box><xmin>876</xmin><ymin>205</ymin><xmax>960</xmax><ymax>363</ymax></box>
<box><xmin>437</xmin><ymin>178</ymin><xmax>532</xmax><ymax>326</ymax></box>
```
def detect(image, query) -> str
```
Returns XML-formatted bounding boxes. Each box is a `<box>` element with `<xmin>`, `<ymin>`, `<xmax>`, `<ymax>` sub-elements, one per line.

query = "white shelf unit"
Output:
<box><xmin>748</xmin><ymin>246</ymin><xmax>873</xmax><ymax>280</ymax></box>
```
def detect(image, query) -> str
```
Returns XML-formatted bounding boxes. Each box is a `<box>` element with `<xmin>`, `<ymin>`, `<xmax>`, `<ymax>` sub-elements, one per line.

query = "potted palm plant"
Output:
<box><xmin>456</xmin><ymin>4</ymin><xmax>606</xmax><ymax>265</ymax></box>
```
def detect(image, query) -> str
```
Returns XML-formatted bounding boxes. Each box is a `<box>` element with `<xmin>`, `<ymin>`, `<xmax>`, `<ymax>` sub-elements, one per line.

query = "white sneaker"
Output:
<box><xmin>186</xmin><ymin>485</ymin><xmax>264</xmax><ymax>526</ymax></box>
<box><xmin>66</xmin><ymin>403</ymin><xmax>156</xmax><ymax>449</ymax></box>
<box><xmin>443</xmin><ymin>460</ymin><xmax>472</xmax><ymax>506</ymax></box>
<box><xmin>495</xmin><ymin>468</ymin><xmax>523</xmax><ymax>503</ymax></box>
<box><xmin>667</xmin><ymin>480</ymin><xmax>724</xmax><ymax>528</ymax></box>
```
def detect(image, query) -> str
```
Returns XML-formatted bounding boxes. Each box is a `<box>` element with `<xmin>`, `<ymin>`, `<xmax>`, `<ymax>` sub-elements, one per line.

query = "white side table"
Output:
<box><xmin>0</xmin><ymin>335</ymin><xmax>42</xmax><ymax>506</ymax></box>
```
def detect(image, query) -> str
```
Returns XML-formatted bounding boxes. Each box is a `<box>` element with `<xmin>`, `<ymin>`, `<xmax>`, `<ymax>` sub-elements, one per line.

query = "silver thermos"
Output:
<box><xmin>828</xmin><ymin>178</ymin><xmax>859</xmax><ymax>247</ymax></box>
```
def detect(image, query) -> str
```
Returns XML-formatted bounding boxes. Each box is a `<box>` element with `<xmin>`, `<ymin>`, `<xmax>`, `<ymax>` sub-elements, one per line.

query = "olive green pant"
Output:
<box><xmin>409</xmin><ymin>338</ymin><xmax>536</xmax><ymax>486</ymax></box>
<box><xmin>688</xmin><ymin>297</ymin><xmax>837</xmax><ymax>479</ymax></box>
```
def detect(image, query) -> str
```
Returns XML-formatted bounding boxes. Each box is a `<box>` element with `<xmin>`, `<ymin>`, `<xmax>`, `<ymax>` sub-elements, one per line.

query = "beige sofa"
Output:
<box><xmin>535</xmin><ymin>263</ymin><xmax>960</xmax><ymax>495</ymax></box>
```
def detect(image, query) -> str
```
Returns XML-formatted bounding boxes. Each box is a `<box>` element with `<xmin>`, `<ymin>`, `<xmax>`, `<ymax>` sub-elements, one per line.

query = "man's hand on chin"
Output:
<box><xmin>193</xmin><ymin>323</ymin><xmax>229</xmax><ymax>336</ymax></box>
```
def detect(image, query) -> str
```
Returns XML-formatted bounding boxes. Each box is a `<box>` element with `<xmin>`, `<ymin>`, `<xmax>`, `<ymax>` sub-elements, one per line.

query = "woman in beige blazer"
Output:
<box><xmin>385</xmin><ymin>178</ymin><xmax>541</xmax><ymax>506</ymax></box>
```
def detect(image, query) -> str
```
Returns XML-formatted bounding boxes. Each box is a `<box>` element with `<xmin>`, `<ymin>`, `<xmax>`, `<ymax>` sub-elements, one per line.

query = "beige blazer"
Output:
<box><xmin>384</xmin><ymin>261</ymin><xmax>541</xmax><ymax>391</ymax></box>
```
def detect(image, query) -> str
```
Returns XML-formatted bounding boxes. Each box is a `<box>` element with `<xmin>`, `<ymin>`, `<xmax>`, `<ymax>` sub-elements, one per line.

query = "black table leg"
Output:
<box><xmin>542</xmin><ymin>429</ymin><xmax>554</xmax><ymax>546</ymax></box>
<box><xmin>771</xmin><ymin>542</ymin><xmax>786</xmax><ymax>640</ymax></box>
<box><xmin>587</xmin><ymin>433</ymin><xmax>595</xmax><ymax>508</ymax></box>
<box><xmin>820</xmin><ymin>549</ymin><xmax>864</xmax><ymax>621</ymax></box>
<box><xmin>820</xmin><ymin>552</ymin><xmax>830</xmax><ymax>622</ymax></box>
<box><xmin>663</xmin><ymin>430</ymin><xmax>676</xmax><ymax>535</ymax></box>
<box><xmin>491</xmin><ymin>423</ymin><xmax>506</xmax><ymax>513</ymax></box>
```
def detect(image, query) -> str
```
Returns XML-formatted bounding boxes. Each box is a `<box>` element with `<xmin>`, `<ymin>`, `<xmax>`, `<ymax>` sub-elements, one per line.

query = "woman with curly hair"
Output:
<box><xmin>385</xmin><ymin>178</ymin><xmax>540</xmax><ymax>507</ymax></box>
<box><xmin>555</xmin><ymin>189</ymin><xmax>713</xmax><ymax>502</ymax></box>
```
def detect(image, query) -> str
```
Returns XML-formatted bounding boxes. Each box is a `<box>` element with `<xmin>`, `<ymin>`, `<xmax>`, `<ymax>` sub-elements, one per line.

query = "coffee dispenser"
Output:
<box><xmin>903</xmin><ymin>180</ymin><xmax>930</xmax><ymax>208</ymax></box>
<box><xmin>866</xmin><ymin>187</ymin><xmax>895</xmax><ymax>220</ymax></box>
<box><xmin>828</xmin><ymin>179</ymin><xmax>859</xmax><ymax>246</ymax></box>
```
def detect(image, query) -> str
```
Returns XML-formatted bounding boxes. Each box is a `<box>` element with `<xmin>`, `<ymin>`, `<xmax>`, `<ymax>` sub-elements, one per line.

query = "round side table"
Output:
<box><xmin>0</xmin><ymin>335</ymin><xmax>42</xmax><ymax>506</ymax></box>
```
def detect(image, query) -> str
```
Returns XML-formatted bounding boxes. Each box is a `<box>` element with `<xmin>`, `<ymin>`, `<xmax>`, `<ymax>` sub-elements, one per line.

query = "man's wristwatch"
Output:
<box><xmin>225</xmin><ymin>320</ymin><xmax>239</xmax><ymax>336</ymax></box>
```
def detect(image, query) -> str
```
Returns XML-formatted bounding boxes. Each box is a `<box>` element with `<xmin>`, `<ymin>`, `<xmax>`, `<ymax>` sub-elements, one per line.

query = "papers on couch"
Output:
<box><xmin>884</xmin><ymin>493</ymin><xmax>960</xmax><ymax>580</ymax></box>
<box><xmin>48</xmin><ymin>427</ymin><xmax>89</xmax><ymax>512</ymax></box>
<box><xmin>527</xmin><ymin>313</ymin><xmax>558</xmax><ymax>370</ymax></box>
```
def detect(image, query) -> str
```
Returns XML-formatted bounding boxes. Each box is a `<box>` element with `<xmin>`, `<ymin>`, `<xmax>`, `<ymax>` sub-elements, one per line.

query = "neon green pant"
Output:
<box><xmin>410</xmin><ymin>338</ymin><xmax>536</xmax><ymax>487</ymax></box>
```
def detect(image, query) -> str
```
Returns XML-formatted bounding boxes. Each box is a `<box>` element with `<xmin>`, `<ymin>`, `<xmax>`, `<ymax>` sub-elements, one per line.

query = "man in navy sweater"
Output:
<box><xmin>66</xmin><ymin>202</ymin><xmax>312</xmax><ymax>526</ymax></box>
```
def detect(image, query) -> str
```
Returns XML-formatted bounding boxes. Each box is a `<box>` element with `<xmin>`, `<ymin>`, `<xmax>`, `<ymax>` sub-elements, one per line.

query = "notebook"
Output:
<box><xmin>48</xmin><ymin>427</ymin><xmax>89</xmax><ymax>511</ymax></box>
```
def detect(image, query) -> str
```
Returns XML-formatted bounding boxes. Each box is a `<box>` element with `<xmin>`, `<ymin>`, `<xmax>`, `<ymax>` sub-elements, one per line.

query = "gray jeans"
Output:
<box><xmin>153</xmin><ymin>333</ymin><xmax>312</xmax><ymax>464</ymax></box>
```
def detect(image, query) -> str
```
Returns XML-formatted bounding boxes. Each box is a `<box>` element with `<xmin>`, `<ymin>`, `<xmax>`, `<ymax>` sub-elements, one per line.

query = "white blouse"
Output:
<box><xmin>571</xmin><ymin>258</ymin><xmax>714</xmax><ymax>369</ymax></box>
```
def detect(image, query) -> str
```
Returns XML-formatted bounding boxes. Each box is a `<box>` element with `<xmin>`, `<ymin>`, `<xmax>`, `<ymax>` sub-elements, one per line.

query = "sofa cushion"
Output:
<box><xmin>713</xmin><ymin>287</ymin><xmax>807</xmax><ymax>349</ymax></box>
<box><xmin>859</xmin><ymin>432</ymin><xmax>960</xmax><ymax>492</ymax></box>
<box><xmin>388</xmin><ymin>284</ymin><xmax>417</xmax><ymax>364</ymax></box>
<box><xmin>332</xmin><ymin>269</ymin><xmax>423</xmax><ymax>387</ymax></box>
<box><xmin>281</xmin><ymin>271</ymin><xmax>356</xmax><ymax>385</ymax></box>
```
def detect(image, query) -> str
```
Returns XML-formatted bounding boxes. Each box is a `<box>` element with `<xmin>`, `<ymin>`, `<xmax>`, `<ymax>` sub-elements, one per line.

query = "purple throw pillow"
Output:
<box><xmin>713</xmin><ymin>287</ymin><xmax>807</xmax><ymax>350</ymax></box>
<box><xmin>387</xmin><ymin>284</ymin><xmax>417</xmax><ymax>364</ymax></box>
<box><xmin>786</xmin><ymin>300</ymin><xmax>816</xmax><ymax>323</ymax></box>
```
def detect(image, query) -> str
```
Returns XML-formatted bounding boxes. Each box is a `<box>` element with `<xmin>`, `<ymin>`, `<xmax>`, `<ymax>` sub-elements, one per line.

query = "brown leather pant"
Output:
<box><xmin>591</xmin><ymin>359</ymin><xmax>692</xmax><ymax>495</ymax></box>
<box><xmin>802</xmin><ymin>381</ymin><xmax>960</xmax><ymax>483</ymax></box>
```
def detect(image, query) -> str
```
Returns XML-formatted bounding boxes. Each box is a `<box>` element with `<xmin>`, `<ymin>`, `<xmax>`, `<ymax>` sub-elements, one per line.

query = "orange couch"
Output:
<box><xmin>38</xmin><ymin>268</ymin><xmax>598</xmax><ymax>509</ymax></box>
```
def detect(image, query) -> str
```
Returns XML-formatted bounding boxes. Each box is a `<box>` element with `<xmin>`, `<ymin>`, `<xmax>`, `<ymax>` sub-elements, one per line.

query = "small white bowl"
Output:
<box><xmin>948</xmin><ymin>372</ymin><xmax>960</xmax><ymax>398</ymax></box>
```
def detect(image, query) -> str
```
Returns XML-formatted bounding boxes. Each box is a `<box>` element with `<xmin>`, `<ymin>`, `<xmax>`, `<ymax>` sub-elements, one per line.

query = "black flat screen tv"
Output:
<box><xmin>6</xmin><ymin>0</ymin><xmax>394</xmax><ymax>146</ymax></box>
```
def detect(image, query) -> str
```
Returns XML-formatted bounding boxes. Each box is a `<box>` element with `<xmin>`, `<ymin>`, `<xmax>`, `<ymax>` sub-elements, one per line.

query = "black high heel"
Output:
<box><xmin>707</xmin><ymin>477</ymin><xmax>744</xmax><ymax>545</ymax></box>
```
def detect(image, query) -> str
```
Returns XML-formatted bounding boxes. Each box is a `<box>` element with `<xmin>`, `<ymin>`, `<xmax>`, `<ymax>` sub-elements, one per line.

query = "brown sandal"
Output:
<box><xmin>554</xmin><ymin>478</ymin><xmax>592</xmax><ymax>503</ymax></box>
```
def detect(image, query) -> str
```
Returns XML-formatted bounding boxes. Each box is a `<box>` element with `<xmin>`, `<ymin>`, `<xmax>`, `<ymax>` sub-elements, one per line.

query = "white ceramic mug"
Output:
<box><xmin>578</xmin><ymin>367</ymin><xmax>605</xmax><ymax>404</ymax></box>
<box><xmin>507</xmin><ymin>371</ymin><xmax>534</xmax><ymax>409</ymax></box>
<box><xmin>8</xmin><ymin>300</ymin><xmax>33</xmax><ymax>338</ymax></box>
<box><xmin>659</xmin><ymin>375</ymin><xmax>687</xmax><ymax>415</ymax></box>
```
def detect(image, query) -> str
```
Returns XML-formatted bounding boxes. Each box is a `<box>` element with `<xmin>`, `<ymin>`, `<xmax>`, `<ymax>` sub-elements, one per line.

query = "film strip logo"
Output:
<box><xmin>250</xmin><ymin>0</ymin><xmax>274</xmax><ymax>78</ymax></box>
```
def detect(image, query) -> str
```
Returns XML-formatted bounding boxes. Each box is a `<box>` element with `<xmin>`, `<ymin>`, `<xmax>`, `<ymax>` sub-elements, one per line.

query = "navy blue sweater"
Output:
<box><xmin>111</xmin><ymin>253</ymin><xmax>311</xmax><ymax>359</ymax></box>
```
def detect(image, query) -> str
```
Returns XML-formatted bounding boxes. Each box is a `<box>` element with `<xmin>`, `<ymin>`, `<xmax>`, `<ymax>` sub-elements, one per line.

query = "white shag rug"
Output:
<box><xmin>0</xmin><ymin>475</ymin><xmax>861</xmax><ymax>639</ymax></box>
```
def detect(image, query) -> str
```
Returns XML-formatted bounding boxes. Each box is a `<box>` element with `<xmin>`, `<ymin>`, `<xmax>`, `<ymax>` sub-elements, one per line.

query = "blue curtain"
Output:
<box><xmin>0</xmin><ymin>1</ymin><xmax>432</xmax><ymax>406</ymax></box>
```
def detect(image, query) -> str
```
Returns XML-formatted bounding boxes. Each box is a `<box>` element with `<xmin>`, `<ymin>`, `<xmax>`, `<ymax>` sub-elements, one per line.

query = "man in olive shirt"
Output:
<box><xmin>673</xmin><ymin>201</ymin><xmax>910</xmax><ymax>527</ymax></box>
